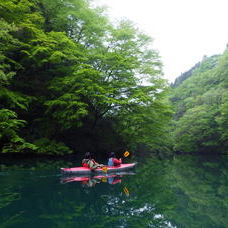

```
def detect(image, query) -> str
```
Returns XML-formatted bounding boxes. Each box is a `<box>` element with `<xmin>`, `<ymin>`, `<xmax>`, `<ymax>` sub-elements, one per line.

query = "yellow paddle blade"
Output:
<box><xmin>101</xmin><ymin>177</ymin><xmax>107</xmax><ymax>182</ymax></box>
<box><xmin>124</xmin><ymin>151</ymin><xmax>130</xmax><ymax>157</ymax></box>
<box><xmin>123</xmin><ymin>187</ymin><xmax>130</xmax><ymax>196</ymax></box>
<box><xmin>102</xmin><ymin>167</ymin><xmax>108</xmax><ymax>173</ymax></box>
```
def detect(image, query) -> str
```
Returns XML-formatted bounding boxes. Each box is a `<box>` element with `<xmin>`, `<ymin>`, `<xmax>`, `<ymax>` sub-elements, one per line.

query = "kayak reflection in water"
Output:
<box><xmin>82</xmin><ymin>175</ymin><xmax>122</xmax><ymax>187</ymax></box>
<box><xmin>82</xmin><ymin>152</ymin><xmax>104</xmax><ymax>170</ymax></box>
<box><xmin>107</xmin><ymin>176</ymin><xmax>122</xmax><ymax>185</ymax></box>
<box><xmin>82</xmin><ymin>178</ymin><xmax>101</xmax><ymax>187</ymax></box>
<box><xmin>60</xmin><ymin>174</ymin><xmax>123</xmax><ymax>186</ymax></box>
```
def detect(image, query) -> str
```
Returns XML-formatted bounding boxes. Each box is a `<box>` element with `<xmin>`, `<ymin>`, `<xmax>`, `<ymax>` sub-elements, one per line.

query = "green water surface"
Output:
<box><xmin>0</xmin><ymin>155</ymin><xmax>228</xmax><ymax>228</ymax></box>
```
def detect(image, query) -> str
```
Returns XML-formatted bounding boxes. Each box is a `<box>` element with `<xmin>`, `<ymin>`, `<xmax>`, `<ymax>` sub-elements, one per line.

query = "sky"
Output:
<box><xmin>93</xmin><ymin>0</ymin><xmax>228</xmax><ymax>82</ymax></box>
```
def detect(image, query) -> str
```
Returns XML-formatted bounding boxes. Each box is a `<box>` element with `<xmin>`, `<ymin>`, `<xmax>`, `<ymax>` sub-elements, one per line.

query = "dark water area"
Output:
<box><xmin>0</xmin><ymin>154</ymin><xmax>228</xmax><ymax>228</ymax></box>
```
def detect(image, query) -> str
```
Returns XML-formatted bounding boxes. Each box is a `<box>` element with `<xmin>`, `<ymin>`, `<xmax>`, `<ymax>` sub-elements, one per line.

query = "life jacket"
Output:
<box><xmin>82</xmin><ymin>159</ymin><xmax>98</xmax><ymax>169</ymax></box>
<box><xmin>82</xmin><ymin>163</ymin><xmax>89</xmax><ymax>168</ymax></box>
<box><xmin>82</xmin><ymin>159</ymin><xmax>89</xmax><ymax>168</ymax></box>
<box><xmin>108</xmin><ymin>158</ymin><xmax>121</xmax><ymax>166</ymax></box>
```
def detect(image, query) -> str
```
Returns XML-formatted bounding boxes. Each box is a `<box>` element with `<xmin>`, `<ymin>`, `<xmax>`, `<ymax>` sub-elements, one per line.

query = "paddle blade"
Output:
<box><xmin>101</xmin><ymin>177</ymin><xmax>107</xmax><ymax>182</ymax></box>
<box><xmin>124</xmin><ymin>151</ymin><xmax>130</xmax><ymax>157</ymax></box>
<box><xmin>123</xmin><ymin>187</ymin><xmax>130</xmax><ymax>196</ymax></box>
<box><xmin>102</xmin><ymin>167</ymin><xmax>108</xmax><ymax>173</ymax></box>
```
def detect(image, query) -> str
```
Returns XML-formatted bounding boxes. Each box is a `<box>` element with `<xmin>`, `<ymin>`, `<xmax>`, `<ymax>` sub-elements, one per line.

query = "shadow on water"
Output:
<box><xmin>0</xmin><ymin>154</ymin><xmax>228</xmax><ymax>227</ymax></box>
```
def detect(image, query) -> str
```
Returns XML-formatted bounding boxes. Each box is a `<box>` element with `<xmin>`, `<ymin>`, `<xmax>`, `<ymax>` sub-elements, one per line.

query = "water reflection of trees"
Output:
<box><xmin>167</xmin><ymin>155</ymin><xmax>228</xmax><ymax>228</ymax></box>
<box><xmin>55</xmin><ymin>159</ymin><xmax>177</xmax><ymax>227</ymax></box>
<box><xmin>0</xmin><ymin>175</ymin><xmax>22</xmax><ymax>227</ymax></box>
<box><xmin>0</xmin><ymin>156</ymin><xmax>228</xmax><ymax>227</ymax></box>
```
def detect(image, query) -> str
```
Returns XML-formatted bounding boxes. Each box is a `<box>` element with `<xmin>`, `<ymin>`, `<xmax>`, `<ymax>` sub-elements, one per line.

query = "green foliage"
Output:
<box><xmin>0</xmin><ymin>11</ymin><xmax>35</xmax><ymax>153</ymax></box>
<box><xmin>0</xmin><ymin>0</ymin><xmax>171</xmax><ymax>155</ymax></box>
<box><xmin>0</xmin><ymin>109</ymin><xmax>25</xmax><ymax>139</ymax></box>
<box><xmin>174</xmin><ymin>105</ymin><xmax>219</xmax><ymax>152</ymax></box>
<box><xmin>33</xmin><ymin>138</ymin><xmax>73</xmax><ymax>155</ymax></box>
<box><xmin>171</xmin><ymin>51</ymin><xmax>228</xmax><ymax>153</ymax></box>
<box><xmin>0</xmin><ymin>109</ymin><xmax>37</xmax><ymax>153</ymax></box>
<box><xmin>216</xmin><ymin>92</ymin><xmax>228</xmax><ymax>150</ymax></box>
<box><xmin>116</xmin><ymin>93</ymin><xmax>173</xmax><ymax>152</ymax></box>
<box><xmin>172</xmin><ymin>55</ymin><xmax>219</xmax><ymax>88</ymax></box>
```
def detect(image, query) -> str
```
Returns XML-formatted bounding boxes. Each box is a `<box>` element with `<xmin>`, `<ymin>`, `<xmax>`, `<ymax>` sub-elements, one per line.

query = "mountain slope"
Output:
<box><xmin>171</xmin><ymin>51</ymin><xmax>228</xmax><ymax>153</ymax></box>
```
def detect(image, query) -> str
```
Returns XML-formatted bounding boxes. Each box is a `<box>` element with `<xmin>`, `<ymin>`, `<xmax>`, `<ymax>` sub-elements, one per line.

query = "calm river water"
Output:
<box><xmin>0</xmin><ymin>154</ymin><xmax>228</xmax><ymax>228</ymax></box>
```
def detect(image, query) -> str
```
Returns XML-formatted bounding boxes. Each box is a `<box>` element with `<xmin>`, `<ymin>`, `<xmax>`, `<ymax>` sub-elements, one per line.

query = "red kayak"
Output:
<box><xmin>60</xmin><ymin>163</ymin><xmax>136</xmax><ymax>175</ymax></box>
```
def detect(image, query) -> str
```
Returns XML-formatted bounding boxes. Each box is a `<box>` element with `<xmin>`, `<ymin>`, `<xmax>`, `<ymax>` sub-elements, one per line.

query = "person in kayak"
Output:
<box><xmin>82</xmin><ymin>152</ymin><xmax>104</xmax><ymax>170</ymax></box>
<box><xmin>108</xmin><ymin>152</ymin><xmax>122</xmax><ymax>166</ymax></box>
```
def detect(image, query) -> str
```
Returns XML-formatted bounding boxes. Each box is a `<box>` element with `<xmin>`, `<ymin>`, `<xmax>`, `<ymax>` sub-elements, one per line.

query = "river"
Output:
<box><xmin>0</xmin><ymin>154</ymin><xmax>228</xmax><ymax>227</ymax></box>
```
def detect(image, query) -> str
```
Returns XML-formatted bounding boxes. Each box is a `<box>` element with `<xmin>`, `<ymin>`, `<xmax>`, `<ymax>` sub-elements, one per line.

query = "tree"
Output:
<box><xmin>0</xmin><ymin>0</ymin><xmax>171</xmax><ymax>155</ymax></box>
<box><xmin>171</xmin><ymin>52</ymin><xmax>228</xmax><ymax>153</ymax></box>
<box><xmin>0</xmin><ymin>17</ymin><xmax>35</xmax><ymax>152</ymax></box>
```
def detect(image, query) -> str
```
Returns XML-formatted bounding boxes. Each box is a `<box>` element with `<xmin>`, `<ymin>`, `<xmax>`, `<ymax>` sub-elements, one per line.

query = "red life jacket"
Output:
<box><xmin>82</xmin><ymin>163</ymin><xmax>89</xmax><ymax>168</ymax></box>
<box><xmin>113</xmin><ymin>158</ymin><xmax>122</xmax><ymax>166</ymax></box>
<box><xmin>82</xmin><ymin>159</ymin><xmax>90</xmax><ymax>168</ymax></box>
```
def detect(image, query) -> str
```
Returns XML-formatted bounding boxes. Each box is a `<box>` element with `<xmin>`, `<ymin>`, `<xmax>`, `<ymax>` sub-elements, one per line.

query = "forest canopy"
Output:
<box><xmin>0</xmin><ymin>0</ymin><xmax>172</xmax><ymax>155</ymax></box>
<box><xmin>171</xmin><ymin>51</ymin><xmax>228</xmax><ymax>154</ymax></box>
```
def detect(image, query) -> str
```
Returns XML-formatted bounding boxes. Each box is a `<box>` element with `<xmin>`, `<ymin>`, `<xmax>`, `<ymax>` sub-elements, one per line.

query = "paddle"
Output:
<box><xmin>123</xmin><ymin>151</ymin><xmax>130</xmax><ymax>158</ymax></box>
<box><xmin>123</xmin><ymin>186</ymin><xmax>130</xmax><ymax>196</ymax></box>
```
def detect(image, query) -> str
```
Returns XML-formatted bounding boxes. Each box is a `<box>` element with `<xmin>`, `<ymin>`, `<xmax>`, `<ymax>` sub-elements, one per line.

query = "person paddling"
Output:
<box><xmin>82</xmin><ymin>152</ymin><xmax>104</xmax><ymax>170</ymax></box>
<box><xmin>107</xmin><ymin>152</ymin><xmax>122</xmax><ymax>166</ymax></box>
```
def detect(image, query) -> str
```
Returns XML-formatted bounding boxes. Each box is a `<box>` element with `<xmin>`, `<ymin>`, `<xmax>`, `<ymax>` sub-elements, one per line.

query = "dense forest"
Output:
<box><xmin>0</xmin><ymin>0</ymin><xmax>172</xmax><ymax>156</ymax></box>
<box><xmin>171</xmin><ymin>50</ymin><xmax>228</xmax><ymax>154</ymax></box>
<box><xmin>1</xmin><ymin>0</ymin><xmax>228</xmax><ymax>156</ymax></box>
